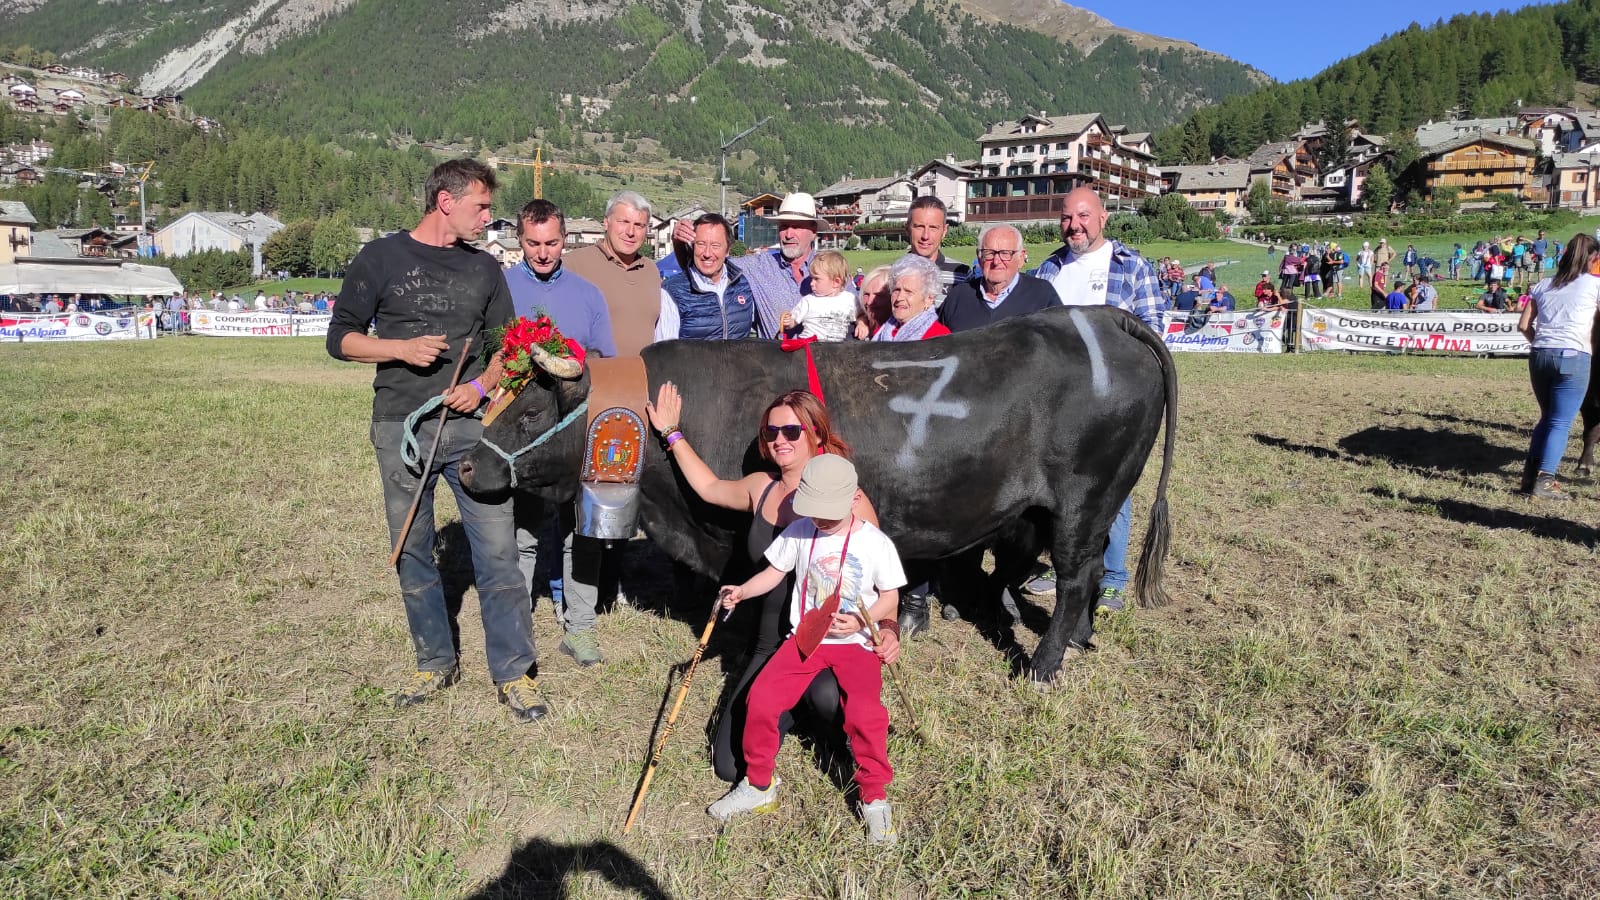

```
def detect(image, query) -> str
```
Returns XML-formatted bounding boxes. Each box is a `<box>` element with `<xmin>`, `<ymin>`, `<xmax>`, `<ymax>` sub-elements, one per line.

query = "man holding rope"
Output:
<box><xmin>327</xmin><ymin>158</ymin><xmax>549</xmax><ymax>723</ymax></box>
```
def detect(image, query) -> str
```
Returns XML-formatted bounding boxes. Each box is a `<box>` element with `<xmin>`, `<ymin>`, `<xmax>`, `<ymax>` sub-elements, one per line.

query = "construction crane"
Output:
<box><xmin>492</xmin><ymin>148</ymin><xmax>679</xmax><ymax>198</ymax></box>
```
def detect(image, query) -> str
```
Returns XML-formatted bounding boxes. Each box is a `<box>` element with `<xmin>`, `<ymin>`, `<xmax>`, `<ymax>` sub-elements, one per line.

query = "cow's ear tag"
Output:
<box><xmin>480</xmin><ymin>385</ymin><xmax>518</xmax><ymax>427</ymax></box>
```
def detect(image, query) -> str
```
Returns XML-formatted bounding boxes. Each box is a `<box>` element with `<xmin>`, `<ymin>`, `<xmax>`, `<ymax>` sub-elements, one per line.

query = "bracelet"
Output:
<box><xmin>656</xmin><ymin>423</ymin><xmax>678</xmax><ymax>436</ymax></box>
<box><xmin>469</xmin><ymin>378</ymin><xmax>486</xmax><ymax>399</ymax></box>
<box><xmin>665</xmin><ymin>430</ymin><xmax>685</xmax><ymax>449</ymax></box>
<box><xmin>876</xmin><ymin>618</ymin><xmax>901</xmax><ymax>640</ymax></box>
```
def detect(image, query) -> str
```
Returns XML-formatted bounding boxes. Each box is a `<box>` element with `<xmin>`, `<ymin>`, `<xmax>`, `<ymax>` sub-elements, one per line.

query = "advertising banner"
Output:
<box><xmin>1298</xmin><ymin>309</ymin><xmax>1529</xmax><ymax>355</ymax></box>
<box><xmin>0</xmin><ymin>310</ymin><xmax>156</xmax><ymax>342</ymax></box>
<box><xmin>1162</xmin><ymin>308</ymin><xmax>1287</xmax><ymax>353</ymax></box>
<box><xmin>190</xmin><ymin>311</ymin><xmax>331</xmax><ymax>337</ymax></box>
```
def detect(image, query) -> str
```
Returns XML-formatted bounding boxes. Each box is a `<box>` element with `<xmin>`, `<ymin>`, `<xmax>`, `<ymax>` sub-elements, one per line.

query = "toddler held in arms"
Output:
<box><xmin>779</xmin><ymin>250</ymin><xmax>857</xmax><ymax>342</ymax></box>
<box><xmin>707</xmin><ymin>454</ymin><xmax>906</xmax><ymax>844</ymax></box>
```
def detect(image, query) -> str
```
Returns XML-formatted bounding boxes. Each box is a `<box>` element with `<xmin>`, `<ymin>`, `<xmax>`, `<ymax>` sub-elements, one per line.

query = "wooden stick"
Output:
<box><xmin>858</xmin><ymin>612</ymin><xmax>924</xmax><ymax>741</ymax></box>
<box><xmin>388</xmin><ymin>338</ymin><xmax>474</xmax><ymax>568</ymax></box>
<box><xmin>623</xmin><ymin>604</ymin><xmax>721</xmax><ymax>834</ymax></box>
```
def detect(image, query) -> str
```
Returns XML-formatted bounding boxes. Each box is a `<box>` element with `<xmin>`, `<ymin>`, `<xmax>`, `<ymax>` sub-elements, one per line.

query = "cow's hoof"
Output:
<box><xmin>940</xmin><ymin>604</ymin><xmax>962</xmax><ymax>622</ymax></box>
<box><xmin>1027</xmin><ymin>645</ymin><xmax>1086</xmax><ymax>685</ymax></box>
<box><xmin>1577</xmin><ymin>464</ymin><xmax>1593</xmax><ymax>479</ymax></box>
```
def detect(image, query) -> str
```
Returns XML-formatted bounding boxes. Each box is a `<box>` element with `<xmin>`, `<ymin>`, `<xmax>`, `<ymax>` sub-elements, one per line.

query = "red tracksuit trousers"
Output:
<box><xmin>742</xmin><ymin>636</ymin><xmax>892</xmax><ymax>803</ymax></box>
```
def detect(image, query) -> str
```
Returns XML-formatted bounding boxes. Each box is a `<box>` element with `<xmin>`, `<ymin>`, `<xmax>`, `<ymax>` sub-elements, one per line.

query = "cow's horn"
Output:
<box><xmin>531</xmin><ymin>343</ymin><xmax>582</xmax><ymax>380</ymax></box>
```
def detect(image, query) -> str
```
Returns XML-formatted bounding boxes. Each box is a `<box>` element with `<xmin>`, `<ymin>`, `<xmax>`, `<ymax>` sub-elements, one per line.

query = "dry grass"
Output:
<box><xmin>2</xmin><ymin>339</ymin><xmax>1598</xmax><ymax>898</ymax></box>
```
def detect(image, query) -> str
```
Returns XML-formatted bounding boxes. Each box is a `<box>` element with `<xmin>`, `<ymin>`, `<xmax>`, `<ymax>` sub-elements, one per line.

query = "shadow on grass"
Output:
<box><xmin>1252</xmin><ymin>426</ymin><xmax>1521</xmax><ymax>477</ymax></box>
<box><xmin>467</xmin><ymin>837</ymin><xmax>671</xmax><ymax>899</ymax></box>
<box><xmin>1411</xmin><ymin>410</ymin><xmax>1529</xmax><ymax>437</ymax></box>
<box><xmin>1367</xmin><ymin>487</ymin><xmax>1600</xmax><ymax>548</ymax></box>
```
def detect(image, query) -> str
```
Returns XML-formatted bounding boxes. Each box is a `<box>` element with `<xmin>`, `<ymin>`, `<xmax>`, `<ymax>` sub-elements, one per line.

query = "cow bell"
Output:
<box><xmin>576</xmin><ymin>406</ymin><xmax>646</xmax><ymax>540</ymax></box>
<box><xmin>576</xmin><ymin>481</ymin><xmax>640</xmax><ymax>539</ymax></box>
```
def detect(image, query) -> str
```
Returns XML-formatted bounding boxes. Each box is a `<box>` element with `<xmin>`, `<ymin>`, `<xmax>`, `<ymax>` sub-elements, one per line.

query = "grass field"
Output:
<box><xmin>4</xmin><ymin>340</ymin><xmax>1599</xmax><ymax>898</ymax></box>
<box><xmin>222</xmin><ymin>277</ymin><xmax>344</xmax><ymax>296</ymax></box>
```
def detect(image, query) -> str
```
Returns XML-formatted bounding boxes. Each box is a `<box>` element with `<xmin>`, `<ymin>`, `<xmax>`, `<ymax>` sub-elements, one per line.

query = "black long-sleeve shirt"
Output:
<box><xmin>327</xmin><ymin>232</ymin><xmax>513</xmax><ymax>421</ymax></box>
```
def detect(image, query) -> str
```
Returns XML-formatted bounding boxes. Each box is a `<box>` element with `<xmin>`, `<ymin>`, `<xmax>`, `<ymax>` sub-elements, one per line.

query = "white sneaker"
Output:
<box><xmin>707</xmin><ymin>776</ymin><xmax>781</xmax><ymax>821</ymax></box>
<box><xmin>861</xmin><ymin>799</ymin><xmax>898</xmax><ymax>845</ymax></box>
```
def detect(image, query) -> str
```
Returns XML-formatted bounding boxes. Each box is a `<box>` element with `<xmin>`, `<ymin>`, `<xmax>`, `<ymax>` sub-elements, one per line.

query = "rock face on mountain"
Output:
<box><xmin>2</xmin><ymin>0</ymin><xmax>1265</xmax><ymax>185</ymax></box>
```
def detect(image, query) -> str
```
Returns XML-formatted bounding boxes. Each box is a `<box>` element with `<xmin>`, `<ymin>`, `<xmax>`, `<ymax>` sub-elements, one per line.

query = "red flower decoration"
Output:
<box><xmin>497</xmin><ymin>311</ymin><xmax>582</xmax><ymax>393</ymax></box>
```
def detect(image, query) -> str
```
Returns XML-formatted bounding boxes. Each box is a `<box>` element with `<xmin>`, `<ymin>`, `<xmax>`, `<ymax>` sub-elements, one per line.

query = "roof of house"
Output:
<box><xmin>1121</xmin><ymin>132</ymin><xmax>1151</xmax><ymax>145</ymax></box>
<box><xmin>978</xmin><ymin>112</ymin><xmax>1104</xmax><ymax>144</ymax></box>
<box><xmin>1421</xmin><ymin>132</ymin><xmax>1536</xmax><ymax>158</ymax></box>
<box><xmin>1551</xmin><ymin>150</ymin><xmax>1600</xmax><ymax>169</ymax></box>
<box><xmin>1415</xmin><ymin>117</ymin><xmax>1519</xmax><ymax>151</ymax></box>
<box><xmin>0</xmin><ymin>200</ymin><xmax>36</xmax><ymax>226</ymax></box>
<box><xmin>162</xmin><ymin>211</ymin><xmax>285</xmax><ymax>242</ymax></box>
<box><xmin>1244</xmin><ymin>142</ymin><xmax>1296</xmax><ymax>169</ymax></box>
<box><xmin>814</xmin><ymin>174</ymin><xmax>906</xmax><ymax>201</ymax></box>
<box><xmin>1162</xmin><ymin>163</ymin><xmax>1254</xmax><ymax>192</ymax></box>
<box><xmin>911</xmin><ymin>158</ymin><xmax>978</xmax><ymax>179</ymax></box>
<box><xmin>28</xmin><ymin>230</ymin><xmax>78</xmax><ymax>258</ymax></box>
<box><xmin>566</xmin><ymin>217</ymin><xmax>604</xmax><ymax>234</ymax></box>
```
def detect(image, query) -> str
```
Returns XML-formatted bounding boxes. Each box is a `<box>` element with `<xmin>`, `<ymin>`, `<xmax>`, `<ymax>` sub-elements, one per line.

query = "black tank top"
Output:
<box><xmin>745</xmin><ymin>477</ymin><xmax>785</xmax><ymax>564</ymax></box>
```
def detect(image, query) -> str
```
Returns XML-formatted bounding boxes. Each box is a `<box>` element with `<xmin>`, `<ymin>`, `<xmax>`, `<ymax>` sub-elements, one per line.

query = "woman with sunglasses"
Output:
<box><xmin>645</xmin><ymin>385</ymin><xmax>894</xmax><ymax>783</ymax></box>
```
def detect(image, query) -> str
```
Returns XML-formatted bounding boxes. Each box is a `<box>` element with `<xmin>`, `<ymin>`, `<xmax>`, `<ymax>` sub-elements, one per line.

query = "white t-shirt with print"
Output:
<box><xmin>789</xmin><ymin>291</ymin><xmax>857</xmax><ymax>342</ymax></box>
<box><xmin>1048</xmin><ymin>241</ymin><xmax>1114</xmax><ymax>307</ymax></box>
<box><xmin>764</xmin><ymin>518</ymin><xmax>907</xmax><ymax>648</ymax></box>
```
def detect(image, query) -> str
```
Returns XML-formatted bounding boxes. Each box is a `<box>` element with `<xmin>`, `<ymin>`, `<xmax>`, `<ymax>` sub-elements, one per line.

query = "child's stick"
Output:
<box><xmin>858</xmin><ymin>612</ymin><xmax>924</xmax><ymax>741</ymax></box>
<box><xmin>623</xmin><ymin>603</ymin><xmax>722</xmax><ymax>834</ymax></box>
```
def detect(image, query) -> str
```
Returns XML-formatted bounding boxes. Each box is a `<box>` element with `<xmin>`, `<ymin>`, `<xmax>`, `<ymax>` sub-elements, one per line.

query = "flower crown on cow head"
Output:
<box><xmin>489</xmin><ymin>312</ymin><xmax>586</xmax><ymax>393</ymax></box>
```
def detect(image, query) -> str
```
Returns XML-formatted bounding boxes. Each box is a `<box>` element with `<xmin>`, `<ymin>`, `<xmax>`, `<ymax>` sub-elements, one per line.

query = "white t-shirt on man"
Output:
<box><xmin>1048</xmin><ymin>241</ymin><xmax>1114</xmax><ymax>307</ymax></box>
<box><xmin>764</xmin><ymin>518</ymin><xmax>907</xmax><ymax>649</ymax></box>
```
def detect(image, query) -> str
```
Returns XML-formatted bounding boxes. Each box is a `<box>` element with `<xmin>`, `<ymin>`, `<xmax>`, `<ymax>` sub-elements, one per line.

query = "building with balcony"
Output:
<box><xmin>909</xmin><ymin>156</ymin><xmax>977</xmax><ymax>223</ymax></box>
<box><xmin>812</xmin><ymin>175</ymin><xmax>915</xmax><ymax>247</ymax></box>
<box><xmin>1418</xmin><ymin>133</ymin><xmax>1540</xmax><ymax>203</ymax></box>
<box><xmin>1159</xmin><ymin>164</ymin><xmax>1253</xmax><ymax>215</ymax></box>
<box><xmin>968</xmin><ymin>112</ymin><xmax>1159</xmax><ymax>225</ymax></box>
<box><xmin>1</xmin><ymin>201</ymin><xmax>36</xmax><ymax>265</ymax></box>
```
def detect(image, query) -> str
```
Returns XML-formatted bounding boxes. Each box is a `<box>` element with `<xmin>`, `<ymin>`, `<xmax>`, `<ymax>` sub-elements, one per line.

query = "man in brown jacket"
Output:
<box><xmin>564</xmin><ymin>190</ymin><xmax>661</xmax><ymax>357</ymax></box>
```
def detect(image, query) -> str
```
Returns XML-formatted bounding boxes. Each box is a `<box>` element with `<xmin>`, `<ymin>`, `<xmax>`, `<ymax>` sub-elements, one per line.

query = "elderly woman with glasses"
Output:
<box><xmin>645</xmin><ymin>384</ymin><xmax>894</xmax><ymax>784</ymax></box>
<box><xmin>871</xmin><ymin>254</ymin><xmax>952</xmax><ymax>341</ymax></box>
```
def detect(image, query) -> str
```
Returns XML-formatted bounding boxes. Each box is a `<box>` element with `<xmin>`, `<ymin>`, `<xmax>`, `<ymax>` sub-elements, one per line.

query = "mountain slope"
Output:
<box><xmin>1</xmin><ymin>0</ymin><xmax>1265</xmax><ymax>189</ymax></box>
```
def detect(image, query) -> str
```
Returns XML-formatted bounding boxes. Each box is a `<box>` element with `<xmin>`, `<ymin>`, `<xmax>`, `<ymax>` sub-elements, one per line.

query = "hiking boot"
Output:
<box><xmin>393</xmin><ymin>667</ymin><xmax>459</xmax><ymax>708</ymax></box>
<box><xmin>1531</xmin><ymin>473</ymin><xmax>1572</xmax><ymax>502</ymax></box>
<box><xmin>861</xmin><ymin>799</ymin><xmax>898</xmax><ymax>845</ymax></box>
<box><xmin>707</xmin><ymin>776</ymin><xmax>781</xmax><ymax>822</ymax></box>
<box><xmin>1096</xmin><ymin>587</ymin><xmax>1126</xmax><ymax>612</ymax></box>
<box><xmin>559</xmin><ymin>629</ymin><xmax>605</xmax><ymax>667</ymax></box>
<box><xmin>898</xmin><ymin>591</ymin><xmax>930</xmax><ymax>640</ymax></box>
<box><xmin>1023</xmin><ymin>568</ymin><xmax>1056</xmax><ymax>595</ymax></box>
<box><xmin>497</xmin><ymin>675</ymin><xmax>550</xmax><ymax>723</ymax></box>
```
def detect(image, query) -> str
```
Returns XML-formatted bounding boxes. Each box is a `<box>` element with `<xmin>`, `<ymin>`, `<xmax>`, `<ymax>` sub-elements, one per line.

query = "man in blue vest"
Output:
<box><xmin>653</xmin><ymin>213</ymin><xmax>756</xmax><ymax>341</ymax></box>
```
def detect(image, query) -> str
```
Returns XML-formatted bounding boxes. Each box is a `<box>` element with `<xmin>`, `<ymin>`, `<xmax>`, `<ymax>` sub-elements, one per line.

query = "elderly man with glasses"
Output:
<box><xmin>937</xmin><ymin>224</ymin><xmax>1058</xmax><ymax>331</ymax></box>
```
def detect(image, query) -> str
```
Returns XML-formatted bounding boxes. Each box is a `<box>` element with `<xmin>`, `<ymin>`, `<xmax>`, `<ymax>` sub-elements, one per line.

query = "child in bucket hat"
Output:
<box><xmin>708</xmin><ymin>454</ymin><xmax>908</xmax><ymax>844</ymax></box>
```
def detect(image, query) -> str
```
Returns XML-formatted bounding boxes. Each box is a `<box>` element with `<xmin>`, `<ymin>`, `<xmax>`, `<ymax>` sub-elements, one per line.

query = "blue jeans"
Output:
<box><xmin>1527</xmin><ymin>349</ymin><xmax>1592</xmax><ymax>476</ymax></box>
<box><xmin>372</xmin><ymin>416</ymin><xmax>536</xmax><ymax>684</ymax></box>
<box><xmin>1101</xmin><ymin>496</ymin><xmax>1132</xmax><ymax>591</ymax></box>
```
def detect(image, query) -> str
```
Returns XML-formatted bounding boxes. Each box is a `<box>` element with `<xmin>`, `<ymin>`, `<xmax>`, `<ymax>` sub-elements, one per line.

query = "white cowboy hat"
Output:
<box><xmin>772</xmin><ymin>192</ymin><xmax>820</xmax><ymax>223</ymax></box>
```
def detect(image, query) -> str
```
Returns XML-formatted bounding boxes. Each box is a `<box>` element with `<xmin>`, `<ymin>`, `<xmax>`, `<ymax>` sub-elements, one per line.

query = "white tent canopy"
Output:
<box><xmin>0</xmin><ymin>259</ymin><xmax>183</xmax><ymax>296</ymax></box>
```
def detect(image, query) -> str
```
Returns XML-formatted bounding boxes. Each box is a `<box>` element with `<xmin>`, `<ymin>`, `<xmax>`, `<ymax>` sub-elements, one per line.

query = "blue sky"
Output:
<box><xmin>1069</xmin><ymin>1</ymin><xmax>1554</xmax><ymax>82</ymax></box>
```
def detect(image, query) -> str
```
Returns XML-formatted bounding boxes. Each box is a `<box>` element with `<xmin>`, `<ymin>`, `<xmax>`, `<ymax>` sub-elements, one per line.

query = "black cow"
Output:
<box><xmin>458</xmin><ymin>305</ymin><xmax>1176</xmax><ymax>681</ymax></box>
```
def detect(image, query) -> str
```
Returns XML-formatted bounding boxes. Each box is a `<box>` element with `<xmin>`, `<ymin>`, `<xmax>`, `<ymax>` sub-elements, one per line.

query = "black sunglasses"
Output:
<box><xmin>760</xmin><ymin>424</ymin><xmax>808</xmax><ymax>442</ymax></box>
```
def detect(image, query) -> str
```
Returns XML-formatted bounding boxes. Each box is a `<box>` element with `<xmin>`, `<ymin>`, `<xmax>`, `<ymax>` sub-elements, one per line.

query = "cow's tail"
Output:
<box><xmin>1121</xmin><ymin>316</ymin><xmax>1176</xmax><ymax>609</ymax></box>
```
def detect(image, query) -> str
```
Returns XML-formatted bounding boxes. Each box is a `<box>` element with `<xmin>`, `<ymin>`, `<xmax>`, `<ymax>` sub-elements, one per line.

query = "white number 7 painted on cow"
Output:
<box><xmin>870</xmin><ymin>357</ymin><xmax>970</xmax><ymax>467</ymax></box>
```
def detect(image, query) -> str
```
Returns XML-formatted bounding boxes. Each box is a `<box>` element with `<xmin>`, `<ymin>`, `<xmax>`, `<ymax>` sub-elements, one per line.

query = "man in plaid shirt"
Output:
<box><xmin>1032</xmin><ymin>186</ymin><xmax>1165</xmax><ymax>333</ymax></box>
<box><xmin>1025</xmin><ymin>186</ymin><xmax>1167</xmax><ymax>610</ymax></box>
